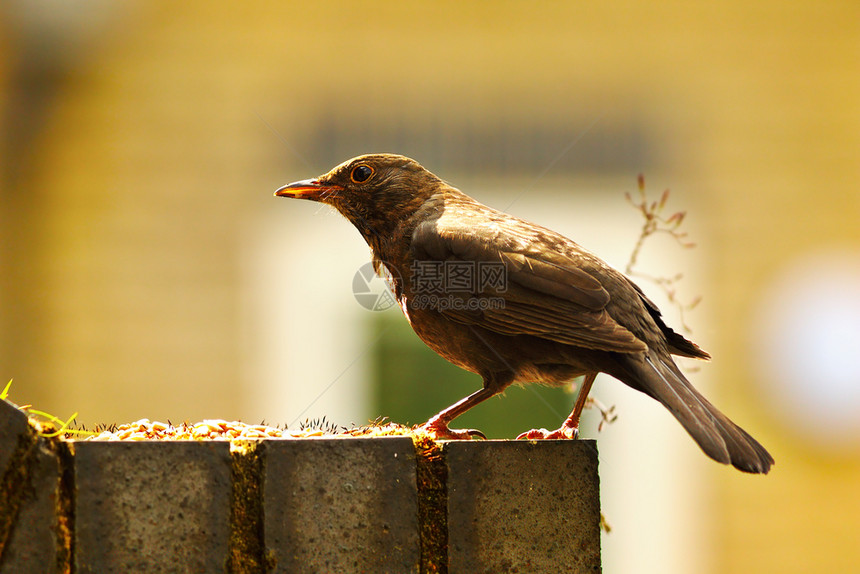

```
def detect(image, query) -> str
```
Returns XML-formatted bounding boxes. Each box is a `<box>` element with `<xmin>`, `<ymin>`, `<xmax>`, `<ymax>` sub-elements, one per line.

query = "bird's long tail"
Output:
<box><xmin>628</xmin><ymin>352</ymin><xmax>774</xmax><ymax>474</ymax></box>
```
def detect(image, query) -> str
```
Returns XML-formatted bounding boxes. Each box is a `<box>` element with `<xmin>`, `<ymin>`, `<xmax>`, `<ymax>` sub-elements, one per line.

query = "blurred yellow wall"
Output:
<box><xmin>2</xmin><ymin>2</ymin><xmax>859</xmax><ymax>572</ymax></box>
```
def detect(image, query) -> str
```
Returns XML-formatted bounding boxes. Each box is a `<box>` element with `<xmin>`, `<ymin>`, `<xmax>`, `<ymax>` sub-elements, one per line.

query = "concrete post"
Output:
<box><xmin>0</xmin><ymin>399</ymin><xmax>601</xmax><ymax>573</ymax></box>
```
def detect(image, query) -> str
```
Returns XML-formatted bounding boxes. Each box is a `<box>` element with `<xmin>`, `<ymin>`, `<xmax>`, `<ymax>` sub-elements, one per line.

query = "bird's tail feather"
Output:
<box><xmin>635</xmin><ymin>354</ymin><xmax>774</xmax><ymax>474</ymax></box>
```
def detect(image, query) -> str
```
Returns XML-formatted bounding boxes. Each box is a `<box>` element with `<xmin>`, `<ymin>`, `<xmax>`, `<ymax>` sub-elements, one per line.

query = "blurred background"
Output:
<box><xmin>2</xmin><ymin>1</ymin><xmax>859</xmax><ymax>572</ymax></box>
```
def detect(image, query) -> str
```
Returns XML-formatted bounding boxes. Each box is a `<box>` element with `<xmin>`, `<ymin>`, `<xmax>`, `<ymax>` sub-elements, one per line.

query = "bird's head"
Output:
<box><xmin>275</xmin><ymin>153</ymin><xmax>444</xmax><ymax>241</ymax></box>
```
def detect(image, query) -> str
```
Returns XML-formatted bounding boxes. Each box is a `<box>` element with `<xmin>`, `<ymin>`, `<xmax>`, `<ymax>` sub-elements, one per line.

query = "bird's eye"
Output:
<box><xmin>350</xmin><ymin>164</ymin><xmax>374</xmax><ymax>183</ymax></box>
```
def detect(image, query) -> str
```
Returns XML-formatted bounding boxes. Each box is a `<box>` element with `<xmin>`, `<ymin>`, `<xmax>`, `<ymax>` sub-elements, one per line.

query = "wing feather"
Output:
<box><xmin>411</xmin><ymin>220</ymin><xmax>647</xmax><ymax>354</ymax></box>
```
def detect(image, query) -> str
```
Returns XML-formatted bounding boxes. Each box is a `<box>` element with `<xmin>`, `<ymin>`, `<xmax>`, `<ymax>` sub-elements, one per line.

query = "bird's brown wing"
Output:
<box><xmin>411</xmin><ymin>221</ymin><xmax>648</xmax><ymax>354</ymax></box>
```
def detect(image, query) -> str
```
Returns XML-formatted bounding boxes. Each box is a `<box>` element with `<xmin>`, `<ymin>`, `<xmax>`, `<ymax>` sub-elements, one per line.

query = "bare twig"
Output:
<box><xmin>624</xmin><ymin>175</ymin><xmax>701</xmax><ymax>333</ymax></box>
<box><xmin>585</xmin><ymin>397</ymin><xmax>618</xmax><ymax>432</ymax></box>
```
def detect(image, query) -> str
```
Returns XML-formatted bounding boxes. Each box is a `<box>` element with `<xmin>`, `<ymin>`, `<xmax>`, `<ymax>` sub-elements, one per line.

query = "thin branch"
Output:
<box><xmin>624</xmin><ymin>175</ymin><xmax>701</xmax><ymax>333</ymax></box>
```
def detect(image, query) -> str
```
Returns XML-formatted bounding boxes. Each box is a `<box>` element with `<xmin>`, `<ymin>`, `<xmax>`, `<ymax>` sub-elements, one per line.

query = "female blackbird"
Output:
<box><xmin>275</xmin><ymin>153</ymin><xmax>773</xmax><ymax>474</ymax></box>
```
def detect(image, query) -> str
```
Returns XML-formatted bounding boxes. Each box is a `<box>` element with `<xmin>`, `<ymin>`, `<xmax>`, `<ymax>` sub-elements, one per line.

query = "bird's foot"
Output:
<box><xmin>516</xmin><ymin>426</ymin><xmax>579</xmax><ymax>440</ymax></box>
<box><xmin>416</xmin><ymin>422</ymin><xmax>486</xmax><ymax>440</ymax></box>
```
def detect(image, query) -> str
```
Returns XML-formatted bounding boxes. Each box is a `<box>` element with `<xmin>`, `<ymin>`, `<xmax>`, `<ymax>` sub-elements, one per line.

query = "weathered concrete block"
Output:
<box><xmin>73</xmin><ymin>441</ymin><xmax>232</xmax><ymax>574</ymax></box>
<box><xmin>2</xmin><ymin>399</ymin><xmax>604</xmax><ymax>573</ymax></box>
<box><xmin>446</xmin><ymin>439</ymin><xmax>601</xmax><ymax>574</ymax></box>
<box><xmin>0</xmin><ymin>400</ymin><xmax>65</xmax><ymax>574</ymax></box>
<box><xmin>262</xmin><ymin>436</ymin><xmax>419</xmax><ymax>573</ymax></box>
<box><xmin>1</xmin><ymin>441</ymin><xmax>65</xmax><ymax>573</ymax></box>
<box><xmin>0</xmin><ymin>399</ymin><xmax>30</xmax><ymax>478</ymax></box>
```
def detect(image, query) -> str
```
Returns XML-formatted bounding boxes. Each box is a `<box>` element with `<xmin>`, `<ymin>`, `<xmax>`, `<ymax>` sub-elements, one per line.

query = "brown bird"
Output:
<box><xmin>275</xmin><ymin>153</ymin><xmax>774</xmax><ymax>474</ymax></box>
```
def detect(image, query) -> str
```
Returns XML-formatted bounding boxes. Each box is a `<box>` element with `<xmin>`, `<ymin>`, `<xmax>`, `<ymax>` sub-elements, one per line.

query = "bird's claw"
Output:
<box><xmin>417</xmin><ymin>423</ymin><xmax>486</xmax><ymax>440</ymax></box>
<box><xmin>516</xmin><ymin>426</ymin><xmax>579</xmax><ymax>440</ymax></box>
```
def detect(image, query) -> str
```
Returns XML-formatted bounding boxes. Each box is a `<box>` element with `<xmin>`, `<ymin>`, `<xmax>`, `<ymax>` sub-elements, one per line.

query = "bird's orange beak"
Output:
<box><xmin>274</xmin><ymin>178</ymin><xmax>340</xmax><ymax>200</ymax></box>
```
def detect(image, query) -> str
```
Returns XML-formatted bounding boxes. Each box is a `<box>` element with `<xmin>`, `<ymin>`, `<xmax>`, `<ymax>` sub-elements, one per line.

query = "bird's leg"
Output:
<box><xmin>418</xmin><ymin>385</ymin><xmax>501</xmax><ymax>440</ymax></box>
<box><xmin>517</xmin><ymin>373</ymin><xmax>598</xmax><ymax>440</ymax></box>
<box><xmin>562</xmin><ymin>372</ymin><xmax>599</xmax><ymax>435</ymax></box>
